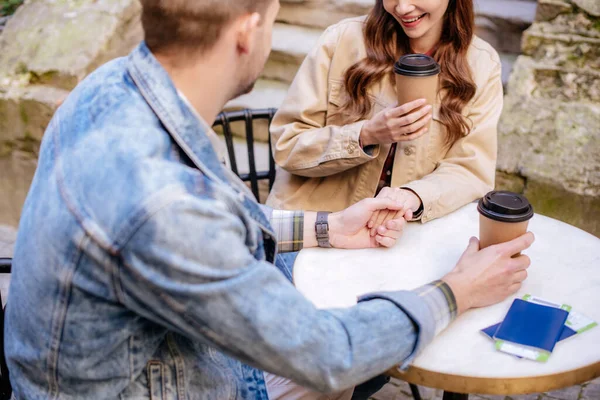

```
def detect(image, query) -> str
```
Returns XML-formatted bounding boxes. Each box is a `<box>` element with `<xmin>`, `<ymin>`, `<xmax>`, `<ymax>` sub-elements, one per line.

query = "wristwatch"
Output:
<box><xmin>315</xmin><ymin>211</ymin><xmax>332</xmax><ymax>248</ymax></box>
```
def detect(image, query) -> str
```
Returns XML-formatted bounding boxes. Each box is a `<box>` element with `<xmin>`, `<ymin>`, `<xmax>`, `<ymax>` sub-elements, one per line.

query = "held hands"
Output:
<box><xmin>442</xmin><ymin>233</ymin><xmax>535</xmax><ymax>315</ymax></box>
<box><xmin>328</xmin><ymin>198</ymin><xmax>412</xmax><ymax>249</ymax></box>
<box><xmin>368</xmin><ymin>188</ymin><xmax>422</xmax><ymax>237</ymax></box>
<box><xmin>360</xmin><ymin>98</ymin><xmax>432</xmax><ymax>147</ymax></box>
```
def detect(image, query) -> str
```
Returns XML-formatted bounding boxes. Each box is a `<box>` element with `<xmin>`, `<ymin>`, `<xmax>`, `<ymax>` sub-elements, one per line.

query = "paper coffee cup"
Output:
<box><xmin>477</xmin><ymin>191</ymin><xmax>534</xmax><ymax>252</ymax></box>
<box><xmin>394</xmin><ymin>54</ymin><xmax>440</xmax><ymax>129</ymax></box>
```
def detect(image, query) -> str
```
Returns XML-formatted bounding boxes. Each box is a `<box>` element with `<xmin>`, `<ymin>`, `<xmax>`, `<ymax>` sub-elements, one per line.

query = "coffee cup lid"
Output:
<box><xmin>477</xmin><ymin>191</ymin><xmax>534</xmax><ymax>223</ymax></box>
<box><xmin>394</xmin><ymin>54</ymin><xmax>440</xmax><ymax>77</ymax></box>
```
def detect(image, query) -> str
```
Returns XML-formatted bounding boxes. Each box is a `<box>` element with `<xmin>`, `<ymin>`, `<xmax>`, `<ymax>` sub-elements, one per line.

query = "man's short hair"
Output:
<box><xmin>141</xmin><ymin>0</ymin><xmax>273</xmax><ymax>55</ymax></box>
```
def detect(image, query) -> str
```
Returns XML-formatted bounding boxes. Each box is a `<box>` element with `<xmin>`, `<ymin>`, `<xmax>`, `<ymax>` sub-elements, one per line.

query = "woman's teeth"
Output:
<box><xmin>403</xmin><ymin>14</ymin><xmax>426</xmax><ymax>23</ymax></box>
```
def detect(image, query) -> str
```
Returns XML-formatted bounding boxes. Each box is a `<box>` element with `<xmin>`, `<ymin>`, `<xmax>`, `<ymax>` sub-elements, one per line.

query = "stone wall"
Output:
<box><xmin>2</xmin><ymin>0</ymin><xmax>597</xmax><ymax>237</ymax></box>
<box><xmin>0</xmin><ymin>0</ymin><xmax>143</xmax><ymax>227</ymax></box>
<box><xmin>495</xmin><ymin>0</ymin><xmax>600</xmax><ymax>236</ymax></box>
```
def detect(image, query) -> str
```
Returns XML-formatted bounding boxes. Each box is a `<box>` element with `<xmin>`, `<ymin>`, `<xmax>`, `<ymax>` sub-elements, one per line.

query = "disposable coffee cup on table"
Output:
<box><xmin>394</xmin><ymin>54</ymin><xmax>440</xmax><ymax>129</ymax></box>
<box><xmin>477</xmin><ymin>191</ymin><xmax>534</xmax><ymax>255</ymax></box>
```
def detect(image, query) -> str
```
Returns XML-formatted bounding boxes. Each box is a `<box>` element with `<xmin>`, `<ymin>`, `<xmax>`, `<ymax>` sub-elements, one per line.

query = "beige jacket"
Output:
<box><xmin>266</xmin><ymin>17</ymin><xmax>503</xmax><ymax>223</ymax></box>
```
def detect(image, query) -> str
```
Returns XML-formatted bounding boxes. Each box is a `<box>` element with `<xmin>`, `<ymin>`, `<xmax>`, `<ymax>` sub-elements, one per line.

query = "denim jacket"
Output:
<box><xmin>6</xmin><ymin>43</ymin><xmax>446</xmax><ymax>399</ymax></box>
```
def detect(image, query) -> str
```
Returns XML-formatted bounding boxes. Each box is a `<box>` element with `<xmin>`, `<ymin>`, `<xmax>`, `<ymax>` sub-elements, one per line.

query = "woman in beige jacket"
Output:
<box><xmin>266</xmin><ymin>0</ymin><xmax>503</xmax><ymax>245</ymax></box>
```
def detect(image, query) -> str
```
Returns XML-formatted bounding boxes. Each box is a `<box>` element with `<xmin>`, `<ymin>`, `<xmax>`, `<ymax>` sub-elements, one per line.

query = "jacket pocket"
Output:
<box><xmin>325</xmin><ymin>80</ymin><xmax>345</xmax><ymax>126</ymax></box>
<box><xmin>147</xmin><ymin>361</ymin><xmax>166</xmax><ymax>400</ymax></box>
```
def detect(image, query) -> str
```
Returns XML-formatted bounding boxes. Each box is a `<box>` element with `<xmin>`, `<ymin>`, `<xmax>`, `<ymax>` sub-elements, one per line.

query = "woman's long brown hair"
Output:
<box><xmin>336</xmin><ymin>0</ymin><xmax>477</xmax><ymax>146</ymax></box>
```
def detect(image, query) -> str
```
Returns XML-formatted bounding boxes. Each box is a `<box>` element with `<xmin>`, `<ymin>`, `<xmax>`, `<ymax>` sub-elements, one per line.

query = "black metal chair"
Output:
<box><xmin>0</xmin><ymin>258</ymin><xmax>11</xmax><ymax>400</ymax></box>
<box><xmin>213</xmin><ymin>108</ymin><xmax>423</xmax><ymax>400</ymax></box>
<box><xmin>212</xmin><ymin>108</ymin><xmax>277</xmax><ymax>202</ymax></box>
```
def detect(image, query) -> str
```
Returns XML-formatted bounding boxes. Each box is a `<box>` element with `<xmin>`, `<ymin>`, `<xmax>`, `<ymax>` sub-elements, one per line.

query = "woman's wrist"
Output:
<box><xmin>359</xmin><ymin>121</ymin><xmax>374</xmax><ymax>147</ymax></box>
<box><xmin>399</xmin><ymin>188</ymin><xmax>423</xmax><ymax>211</ymax></box>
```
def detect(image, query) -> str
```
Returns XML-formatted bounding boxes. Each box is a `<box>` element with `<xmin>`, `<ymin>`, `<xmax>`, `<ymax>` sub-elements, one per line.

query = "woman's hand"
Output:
<box><xmin>327</xmin><ymin>198</ymin><xmax>413</xmax><ymax>249</ymax></box>
<box><xmin>368</xmin><ymin>188</ymin><xmax>422</xmax><ymax>237</ymax></box>
<box><xmin>359</xmin><ymin>98</ymin><xmax>432</xmax><ymax>147</ymax></box>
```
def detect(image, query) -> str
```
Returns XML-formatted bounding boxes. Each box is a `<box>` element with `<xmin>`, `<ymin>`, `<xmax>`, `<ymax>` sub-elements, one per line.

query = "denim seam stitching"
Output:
<box><xmin>46</xmin><ymin>237</ymin><xmax>85</xmax><ymax>400</ymax></box>
<box><xmin>166</xmin><ymin>334</ymin><xmax>187</xmax><ymax>400</ymax></box>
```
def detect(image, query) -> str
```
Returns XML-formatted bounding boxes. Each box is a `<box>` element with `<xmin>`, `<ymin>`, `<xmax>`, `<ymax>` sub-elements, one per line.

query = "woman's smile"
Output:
<box><xmin>399</xmin><ymin>12</ymin><xmax>428</xmax><ymax>28</ymax></box>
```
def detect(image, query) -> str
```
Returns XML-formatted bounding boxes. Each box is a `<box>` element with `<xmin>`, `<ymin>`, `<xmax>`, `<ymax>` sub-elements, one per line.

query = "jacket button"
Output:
<box><xmin>347</xmin><ymin>144</ymin><xmax>356</xmax><ymax>154</ymax></box>
<box><xmin>404</xmin><ymin>146</ymin><xmax>415</xmax><ymax>156</ymax></box>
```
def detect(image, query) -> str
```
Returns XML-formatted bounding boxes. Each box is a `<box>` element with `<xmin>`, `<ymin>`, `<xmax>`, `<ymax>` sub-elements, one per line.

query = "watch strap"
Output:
<box><xmin>315</xmin><ymin>211</ymin><xmax>331</xmax><ymax>248</ymax></box>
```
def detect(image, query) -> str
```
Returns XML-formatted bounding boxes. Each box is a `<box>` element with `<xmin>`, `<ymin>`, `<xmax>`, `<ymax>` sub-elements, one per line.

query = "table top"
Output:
<box><xmin>294</xmin><ymin>203</ymin><xmax>600</xmax><ymax>394</ymax></box>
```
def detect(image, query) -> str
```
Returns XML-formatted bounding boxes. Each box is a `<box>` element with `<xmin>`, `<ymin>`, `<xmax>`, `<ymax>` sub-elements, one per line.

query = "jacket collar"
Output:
<box><xmin>127</xmin><ymin>42</ymin><xmax>230</xmax><ymax>184</ymax></box>
<box><xmin>126</xmin><ymin>42</ymin><xmax>274</xmax><ymax>235</ymax></box>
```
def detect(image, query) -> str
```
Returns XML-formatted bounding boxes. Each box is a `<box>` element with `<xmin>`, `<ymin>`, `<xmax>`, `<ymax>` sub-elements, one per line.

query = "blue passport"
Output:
<box><xmin>482</xmin><ymin>323</ymin><xmax>576</xmax><ymax>342</ymax></box>
<box><xmin>493</xmin><ymin>299</ymin><xmax>569</xmax><ymax>359</ymax></box>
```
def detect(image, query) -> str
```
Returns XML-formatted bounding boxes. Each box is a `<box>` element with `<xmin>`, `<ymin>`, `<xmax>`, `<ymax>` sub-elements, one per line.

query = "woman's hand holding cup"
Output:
<box><xmin>359</xmin><ymin>98</ymin><xmax>432</xmax><ymax>147</ymax></box>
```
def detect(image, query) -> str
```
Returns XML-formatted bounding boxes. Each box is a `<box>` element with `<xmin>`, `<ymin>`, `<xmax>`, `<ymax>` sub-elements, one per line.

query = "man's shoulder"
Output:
<box><xmin>51</xmin><ymin>62</ymin><xmax>210</xmax><ymax>249</ymax></box>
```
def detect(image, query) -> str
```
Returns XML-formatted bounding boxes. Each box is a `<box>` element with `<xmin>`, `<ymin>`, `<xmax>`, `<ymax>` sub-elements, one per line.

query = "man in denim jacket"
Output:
<box><xmin>5</xmin><ymin>0</ymin><xmax>534</xmax><ymax>399</ymax></box>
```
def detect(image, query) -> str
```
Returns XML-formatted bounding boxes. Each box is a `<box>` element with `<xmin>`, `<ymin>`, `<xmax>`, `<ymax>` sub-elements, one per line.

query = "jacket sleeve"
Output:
<box><xmin>402</xmin><ymin>60</ymin><xmax>503</xmax><ymax>223</ymax></box>
<box><xmin>270</xmin><ymin>24</ymin><xmax>381</xmax><ymax>178</ymax></box>
<box><xmin>120</xmin><ymin>194</ymin><xmax>440</xmax><ymax>393</ymax></box>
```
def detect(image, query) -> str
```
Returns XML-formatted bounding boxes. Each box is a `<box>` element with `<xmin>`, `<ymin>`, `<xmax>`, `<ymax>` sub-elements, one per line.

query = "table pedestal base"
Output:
<box><xmin>442</xmin><ymin>392</ymin><xmax>468</xmax><ymax>400</ymax></box>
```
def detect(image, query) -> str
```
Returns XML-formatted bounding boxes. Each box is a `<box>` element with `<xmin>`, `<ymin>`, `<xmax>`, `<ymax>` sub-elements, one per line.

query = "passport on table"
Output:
<box><xmin>492</xmin><ymin>298</ymin><xmax>569</xmax><ymax>362</ymax></box>
<box><xmin>482</xmin><ymin>323</ymin><xmax>576</xmax><ymax>342</ymax></box>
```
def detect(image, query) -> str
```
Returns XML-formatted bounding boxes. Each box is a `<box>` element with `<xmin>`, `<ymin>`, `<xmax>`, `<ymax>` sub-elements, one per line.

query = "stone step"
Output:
<box><xmin>222</xmin><ymin>79</ymin><xmax>290</xmax><ymax>143</ymax></box>
<box><xmin>573</xmin><ymin>0</ymin><xmax>600</xmax><ymax>17</ymax></box>
<box><xmin>265</xmin><ymin>19</ymin><xmax>529</xmax><ymax>85</ymax></box>
<box><xmin>475</xmin><ymin>0</ymin><xmax>537</xmax><ymax>26</ymax></box>
<box><xmin>533</xmin><ymin>64</ymin><xmax>600</xmax><ymax>102</ymax></box>
<box><xmin>263</xmin><ymin>23</ymin><xmax>323</xmax><ymax>83</ymax></box>
<box><xmin>536</xmin><ymin>0</ymin><xmax>574</xmax><ymax>22</ymax></box>
<box><xmin>499</xmin><ymin>52</ymin><xmax>519</xmax><ymax>88</ymax></box>
<box><xmin>225</xmin><ymin>79</ymin><xmax>289</xmax><ymax>111</ymax></box>
<box><xmin>529</xmin><ymin>7</ymin><xmax>600</xmax><ymax>38</ymax></box>
<box><xmin>277</xmin><ymin>0</ymin><xmax>373</xmax><ymax>29</ymax></box>
<box><xmin>507</xmin><ymin>55</ymin><xmax>600</xmax><ymax>102</ymax></box>
<box><xmin>474</xmin><ymin>0</ymin><xmax>538</xmax><ymax>54</ymax></box>
<box><xmin>522</xmin><ymin>22</ymin><xmax>600</xmax><ymax>70</ymax></box>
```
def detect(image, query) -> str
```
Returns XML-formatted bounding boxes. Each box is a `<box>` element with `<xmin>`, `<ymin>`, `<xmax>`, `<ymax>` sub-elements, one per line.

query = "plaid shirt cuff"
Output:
<box><xmin>270</xmin><ymin>210</ymin><xmax>304</xmax><ymax>253</ymax></box>
<box><xmin>412</xmin><ymin>280</ymin><xmax>457</xmax><ymax>335</ymax></box>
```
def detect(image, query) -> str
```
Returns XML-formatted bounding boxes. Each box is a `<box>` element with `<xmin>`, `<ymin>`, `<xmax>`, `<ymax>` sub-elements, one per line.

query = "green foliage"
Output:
<box><xmin>0</xmin><ymin>0</ymin><xmax>24</xmax><ymax>17</ymax></box>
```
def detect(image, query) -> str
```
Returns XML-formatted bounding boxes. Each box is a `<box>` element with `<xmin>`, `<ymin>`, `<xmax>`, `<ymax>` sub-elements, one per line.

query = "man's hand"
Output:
<box><xmin>442</xmin><ymin>233</ymin><xmax>535</xmax><ymax>315</ymax></box>
<box><xmin>368</xmin><ymin>188</ymin><xmax>422</xmax><ymax>236</ymax></box>
<box><xmin>327</xmin><ymin>198</ymin><xmax>409</xmax><ymax>249</ymax></box>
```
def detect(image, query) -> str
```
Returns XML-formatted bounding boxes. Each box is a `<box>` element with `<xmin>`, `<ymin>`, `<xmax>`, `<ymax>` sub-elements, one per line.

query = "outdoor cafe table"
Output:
<box><xmin>293</xmin><ymin>203</ymin><xmax>600</xmax><ymax>399</ymax></box>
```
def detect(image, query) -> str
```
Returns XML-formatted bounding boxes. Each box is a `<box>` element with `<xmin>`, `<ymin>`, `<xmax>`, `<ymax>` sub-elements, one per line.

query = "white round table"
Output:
<box><xmin>294</xmin><ymin>203</ymin><xmax>600</xmax><ymax>397</ymax></box>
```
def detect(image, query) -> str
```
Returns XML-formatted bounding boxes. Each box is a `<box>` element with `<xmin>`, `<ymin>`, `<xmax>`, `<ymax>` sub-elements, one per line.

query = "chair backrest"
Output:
<box><xmin>0</xmin><ymin>258</ymin><xmax>11</xmax><ymax>400</ymax></box>
<box><xmin>212</xmin><ymin>108</ymin><xmax>277</xmax><ymax>201</ymax></box>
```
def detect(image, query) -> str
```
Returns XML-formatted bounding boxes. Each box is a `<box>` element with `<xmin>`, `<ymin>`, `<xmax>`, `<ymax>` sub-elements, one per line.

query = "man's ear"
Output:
<box><xmin>236</xmin><ymin>12</ymin><xmax>262</xmax><ymax>54</ymax></box>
